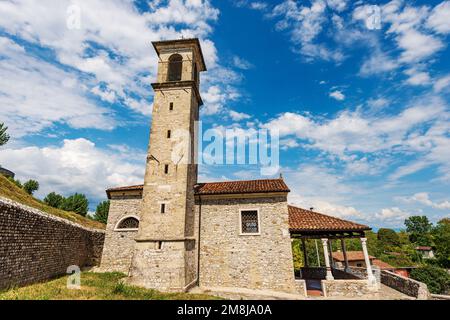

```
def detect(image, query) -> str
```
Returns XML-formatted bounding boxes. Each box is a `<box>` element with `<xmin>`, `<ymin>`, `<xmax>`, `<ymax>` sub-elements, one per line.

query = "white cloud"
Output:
<box><xmin>326</xmin><ymin>0</ymin><xmax>348</xmax><ymax>12</ymax></box>
<box><xmin>359</xmin><ymin>51</ymin><xmax>399</xmax><ymax>76</ymax></box>
<box><xmin>434</xmin><ymin>74</ymin><xmax>450</xmax><ymax>92</ymax></box>
<box><xmin>404</xmin><ymin>69</ymin><xmax>431</xmax><ymax>86</ymax></box>
<box><xmin>229</xmin><ymin>110</ymin><xmax>251</xmax><ymax>121</ymax></box>
<box><xmin>397</xmin><ymin>29</ymin><xmax>443</xmax><ymax>63</ymax></box>
<box><xmin>397</xmin><ymin>192</ymin><xmax>450</xmax><ymax>210</ymax></box>
<box><xmin>232</xmin><ymin>56</ymin><xmax>254</xmax><ymax>70</ymax></box>
<box><xmin>263</xmin><ymin>96</ymin><xmax>449</xmax><ymax>180</ymax></box>
<box><xmin>427</xmin><ymin>1</ymin><xmax>450</xmax><ymax>34</ymax></box>
<box><xmin>0</xmin><ymin>139</ymin><xmax>145</xmax><ymax>200</ymax></box>
<box><xmin>376</xmin><ymin>207</ymin><xmax>410</xmax><ymax>222</ymax></box>
<box><xmin>0</xmin><ymin>37</ymin><xmax>115</xmax><ymax>137</ymax></box>
<box><xmin>0</xmin><ymin>0</ymin><xmax>239</xmax><ymax>133</ymax></box>
<box><xmin>270</xmin><ymin>0</ymin><xmax>344</xmax><ymax>63</ymax></box>
<box><xmin>329</xmin><ymin>90</ymin><xmax>345</xmax><ymax>101</ymax></box>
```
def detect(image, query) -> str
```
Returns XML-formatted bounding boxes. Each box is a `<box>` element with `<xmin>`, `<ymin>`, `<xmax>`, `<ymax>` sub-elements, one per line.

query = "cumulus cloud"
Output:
<box><xmin>397</xmin><ymin>192</ymin><xmax>450</xmax><ymax>210</ymax></box>
<box><xmin>0</xmin><ymin>0</ymin><xmax>239</xmax><ymax>133</ymax></box>
<box><xmin>0</xmin><ymin>139</ymin><xmax>145</xmax><ymax>201</ymax></box>
<box><xmin>262</xmin><ymin>96</ymin><xmax>449</xmax><ymax>180</ymax></box>
<box><xmin>0</xmin><ymin>37</ymin><xmax>115</xmax><ymax>137</ymax></box>
<box><xmin>376</xmin><ymin>207</ymin><xmax>410</xmax><ymax>223</ymax></box>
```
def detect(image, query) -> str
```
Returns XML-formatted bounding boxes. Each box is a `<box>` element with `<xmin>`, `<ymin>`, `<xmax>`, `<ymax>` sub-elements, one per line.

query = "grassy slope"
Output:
<box><xmin>0</xmin><ymin>272</ymin><xmax>218</xmax><ymax>300</ymax></box>
<box><xmin>0</xmin><ymin>174</ymin><xmax>105</xmax><ymax>230</ymax></box>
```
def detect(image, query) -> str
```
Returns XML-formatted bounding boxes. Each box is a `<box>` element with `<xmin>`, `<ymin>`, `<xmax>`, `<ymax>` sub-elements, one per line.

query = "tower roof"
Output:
<box><xmin>152</xmin><ymin>38</ymin><xmax>207</xmax><ymax>71</ymax></box>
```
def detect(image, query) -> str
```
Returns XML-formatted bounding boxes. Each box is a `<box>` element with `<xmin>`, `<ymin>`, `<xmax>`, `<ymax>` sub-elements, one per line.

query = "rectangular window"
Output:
<box><xmin>160</xmin><ymin>203</ymin><xmax>166</xmax><ymax>214</ymax></box>
<box><xmin>240</xmin><ymin>210</ymin><xmax>259</xmax><ymax>234</ymax></box>
<box><xmin>164</xmin><ymin>164</ymin><xmax>169</xmax><ymax>174</ymax></box>
<box><xmin>157</xmin><ymin>241</ymin><xmax>163</xmax><ymax>250</ymax></box>
<box><xmin>169</xmin><ymin>102</ymin><xmax>174</xmax><ymax>111</ymax></box>
<box><xmin>167</xmin><ymin>130</ymin><xmax>171</xmax><ymax>139</ymax></box>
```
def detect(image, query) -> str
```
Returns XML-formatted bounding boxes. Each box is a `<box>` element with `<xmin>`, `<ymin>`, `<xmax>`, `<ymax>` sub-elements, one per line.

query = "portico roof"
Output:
<box><xmin>288</xmin><ymin>205</ymin><xmax>370</xmax><ymax>237</ymax></box>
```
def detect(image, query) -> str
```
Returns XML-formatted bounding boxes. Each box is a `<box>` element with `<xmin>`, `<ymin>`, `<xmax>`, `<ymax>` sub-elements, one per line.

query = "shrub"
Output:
<box><xmin>410</xmin><ymin>265</ymin><xmax>450</xmax><ymax>294</ymax></box>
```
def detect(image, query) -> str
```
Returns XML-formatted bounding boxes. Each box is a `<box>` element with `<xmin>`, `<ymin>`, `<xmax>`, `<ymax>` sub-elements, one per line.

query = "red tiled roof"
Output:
<box><xmin>195</xmin><ymin>179</ymin><xmax>290</xmax><ymax>195</ymax></box>
<box><xmin>332</xmin><ymin>251</ymin><xmax>374</xmax><ymax>262</ymax></box>
<box><xmin>372</xmin><ymin>259</ymin><xmax>395</xmax><ymax>270</ymax></box>
<box><xmin>106</xmin><ymin>179</ymin><xmax>290</xmax><ymax>198</ymax></box>
<box><xmin>288</xmin><ymin>205</ymin><xmax>371</xmax><ymax>233</ymax></box>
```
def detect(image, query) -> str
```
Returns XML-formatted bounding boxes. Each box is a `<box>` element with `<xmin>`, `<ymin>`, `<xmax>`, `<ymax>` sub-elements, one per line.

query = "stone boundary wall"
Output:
<box><xmin>322</xmin><ymin>280</ymin><xmax>378</xmax><ymax>298</ymax></box>
<box><xmin>0</xmin><ymin>197</ymin><xmax>105</xmax><ymax>290</ymax></box>
<box><xmin>381</xmin><ymin>270</ymin><xmax>430</xmax><ymax>300</ymax></box>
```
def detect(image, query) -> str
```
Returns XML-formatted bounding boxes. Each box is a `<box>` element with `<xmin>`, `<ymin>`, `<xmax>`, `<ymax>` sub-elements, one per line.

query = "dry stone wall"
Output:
<box><xmin>0</xmin><ymin>197</ymin><xmax>105</xmax><ymax>290</ymax></box>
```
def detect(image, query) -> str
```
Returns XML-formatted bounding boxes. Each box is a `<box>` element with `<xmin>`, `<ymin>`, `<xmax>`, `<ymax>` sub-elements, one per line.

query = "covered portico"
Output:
<box><xmin>288</xmin><ymin>206</ymin><xmax>376</xmax><ymax>295</ymax></box>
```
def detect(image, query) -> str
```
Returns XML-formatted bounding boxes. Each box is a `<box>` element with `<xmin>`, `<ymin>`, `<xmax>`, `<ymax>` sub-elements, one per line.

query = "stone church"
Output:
<box><xmin>100</xmin><ymin>39</ymin><xmax>376</xmax><ymax>298</ymax></box>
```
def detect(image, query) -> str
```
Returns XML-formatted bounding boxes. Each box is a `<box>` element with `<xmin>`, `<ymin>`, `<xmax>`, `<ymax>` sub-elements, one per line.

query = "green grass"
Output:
<box><xmin>0</xmin><ymin>174</ymin><xmax>105</xmax><ymax>230</ymax></box>
<box><xmin>0</xmin><ymin>272</ymin><xmax>219</xmax><ymax>300</ymax></box>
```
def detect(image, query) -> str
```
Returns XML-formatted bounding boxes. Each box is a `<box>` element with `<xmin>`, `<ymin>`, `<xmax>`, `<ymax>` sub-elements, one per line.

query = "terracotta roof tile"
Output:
<box><xmin>332</xmin><ymin>251</ymin><xmax>374</xmax><ymax>262</ymax></box>
<box><xmin>195</xmin><ymin>179</ymin><xmax>290</xmax><ymax>195</ymax></box>
<box><xmin>106</xmin><ymin>179</ymin><xmax>290</xmax><ymax>198</ymax></box>
<box><xmin>372</xmin><ymin>259</ymin><xmax>395</xmax><ymax>270</ymax></box>
<box><xmin>288</xmin><ymin>205</ymin><xmax>370</xmax><ymax>233</ymax></box>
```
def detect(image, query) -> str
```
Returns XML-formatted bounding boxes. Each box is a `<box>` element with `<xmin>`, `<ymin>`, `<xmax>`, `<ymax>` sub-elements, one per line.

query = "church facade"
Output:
<box><xmin>100</xmin><ymin>39</ymin><xmax>374</xmax><ymax>298</ymax></box>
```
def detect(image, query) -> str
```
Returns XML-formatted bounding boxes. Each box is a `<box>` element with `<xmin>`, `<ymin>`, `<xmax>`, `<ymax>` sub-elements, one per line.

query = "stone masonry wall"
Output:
<box><xmin>197</xmin><ymin>196</ymin><xmax>297</xmax><ymax>294</ymax></box>
<box><xmin>0</xmin><ymin>197</ymin><xmax>105</xmax><ymax>290</ymax></box>
<box><xmin>381</xmin><ymin>270</ymin><xmax>430</xmax><ymax>299</ymax></box>
<box><xmin>99</xmin><ymin>195</ymin><xmax>142</xmax><ymax>273</ymax></box>
<box><xmin>322</xmin><ymin>280</ymin><xmax>379</xmax><ymax>298</ymax></box>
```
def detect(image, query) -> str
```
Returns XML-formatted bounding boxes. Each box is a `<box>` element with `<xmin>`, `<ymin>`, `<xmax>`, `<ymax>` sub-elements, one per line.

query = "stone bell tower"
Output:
<box><xmin>128</xmin><ymin>39</ymin><xmax>206</xmax><ymax>291</ymax></box>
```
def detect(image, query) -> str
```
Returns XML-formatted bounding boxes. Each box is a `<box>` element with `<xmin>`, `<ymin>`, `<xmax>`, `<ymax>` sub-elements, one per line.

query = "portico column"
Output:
<box><xmin>340</xmin><ymin>239</ymin><xmax>350</xmax><ymax>272</ymax></box>
<box><xmin>328</xmin><ymin>240</ymin><xmax>335</xmax><ymax>268</ymax></box>
<box><xmin>361</xmin><ymin>237</ymin><xmax>376</xmax><ymax>284</ymax></box>
<box><xmin>321</xmin><ymin>239</ymin><xmax>334</xmax><ymax>280</ymax></box>
<box><xmin>301</xmin><ymin>238</ymin><xmax>309</xmax><ymax>267</ymax></box>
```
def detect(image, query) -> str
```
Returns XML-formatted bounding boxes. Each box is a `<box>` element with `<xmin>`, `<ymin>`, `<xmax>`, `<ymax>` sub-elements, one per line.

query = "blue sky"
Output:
<box><xmin>0</xmin><ymin>0</ymin><xmax>449</xmax><ymax>228</ymax></box>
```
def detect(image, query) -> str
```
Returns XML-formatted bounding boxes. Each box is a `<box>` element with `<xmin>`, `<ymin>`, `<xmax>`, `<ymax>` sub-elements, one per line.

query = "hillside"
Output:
<box><xmin>0</xmin><ymin>174</ymin><xmax>105</xmax><ymax>230</ymax></box>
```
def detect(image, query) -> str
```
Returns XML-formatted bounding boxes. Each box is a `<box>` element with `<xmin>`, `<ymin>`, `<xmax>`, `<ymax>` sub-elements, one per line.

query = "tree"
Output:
<box><xmin>43</xmin><ymin>192</ymin><xmax>65</xmax><ymax>209</ymax></box>
<box><xmin>93</xmin><ymin>200</ymin><xmax>110</xmax><ymax>224</ymax></box>
<box><xmin>377</xmin><ymin>228</ymin><xmax>400</xmax><ymax>248</ymax></box>
<box><xmin>432</xmin><ymin>218</ymin><xmax>450</xmax><ymax>268</ymax></box>
<box><xmin>404</xmin><ymin>216</ymin><xmax>433</xmax><ymax>245</ymax></box>
<box><xmin>60</xmin><ymin>193</ymin><xmax>89</xmax><ymax>216</ymax></box>
<box><xmin>23</xmin><ymin>179</ymin><xmax>39</xmax><ymax>195</ymax></box>
<box><xmin>410</xmin><ymin>265</ymin><xmax>450</xmax><ymax>294</ymax></box>
<box><xmin>0</xmin><ymin>122</ymin><xmax>10</xmax><ymax>146</ymax></box>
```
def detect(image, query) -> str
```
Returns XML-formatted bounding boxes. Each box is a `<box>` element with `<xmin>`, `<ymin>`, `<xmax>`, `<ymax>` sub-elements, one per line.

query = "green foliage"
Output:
<box><xmin>43</xmin><ymin>192</ymin><xmax>65</xmax><ymax>209</ymax></box>
<box><xmin>432</xmin><ymin>218</ymin><xmax>450</xmax><ymax>268</ymax></box>
<box><xmin>23</xmin><ymin>180</ymin><xmax>39</xmax><ymax>195</ymax></box>
<box><xmin>7</xmin><ymin>177</ymin><xmax>22</xmax><ymax>189</ymax></box>
<box><xmin>405</xmin><ymin>216</ymin><xmax>433</xmax><ymax>245</ymax></box>
<box><xmin>378</xmin><ymin>228</ymin><xmax>400</xmax><ymax>248</ymax></box>
<box><xmin>93</xmin><ymin>200</ymin><xmax>110</xmax><ymax>224</ymax></box>
<box><xmin>410</xmin><ymin>265</ymin><xmax>450</xmax><ymax>294</ymax></box>
<box><xmin>60</xmin><ymin>193</ymin><xmax>89</xmax><ymax>217</ymax></box>
<box><xmin>0</xmin><ymin>122</ymin><xmax>10</xmax><ymax>146</ymax></box>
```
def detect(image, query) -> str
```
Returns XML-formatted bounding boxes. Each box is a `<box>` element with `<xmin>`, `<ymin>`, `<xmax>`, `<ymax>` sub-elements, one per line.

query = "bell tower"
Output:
<box><xmin>128</xmin><ymin>39</ymin><xmax>206</xmax><ymax>291</ymax></box>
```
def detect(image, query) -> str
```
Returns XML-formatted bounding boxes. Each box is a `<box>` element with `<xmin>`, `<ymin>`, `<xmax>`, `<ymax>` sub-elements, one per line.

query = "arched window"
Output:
<box><xmin>115</xmin><ymin>216</ymin><xmax>139</xmax><ymax>230</ymax></box>
<box><xmin>168</xmin><ymin>54</ymin><xmax>183</xmax><ymax>81</ymax></box>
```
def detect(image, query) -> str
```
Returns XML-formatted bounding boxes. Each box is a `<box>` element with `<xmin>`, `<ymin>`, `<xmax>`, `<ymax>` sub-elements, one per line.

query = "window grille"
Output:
<box><xmin>241</xmin><ymin>210</ymin><xmax>259</xmax><ymax>234</ymax></box>
<box><xmin>117</xmin><ymin>217</ymin><xmax>139</xmax><ymax>229</ymax></box>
